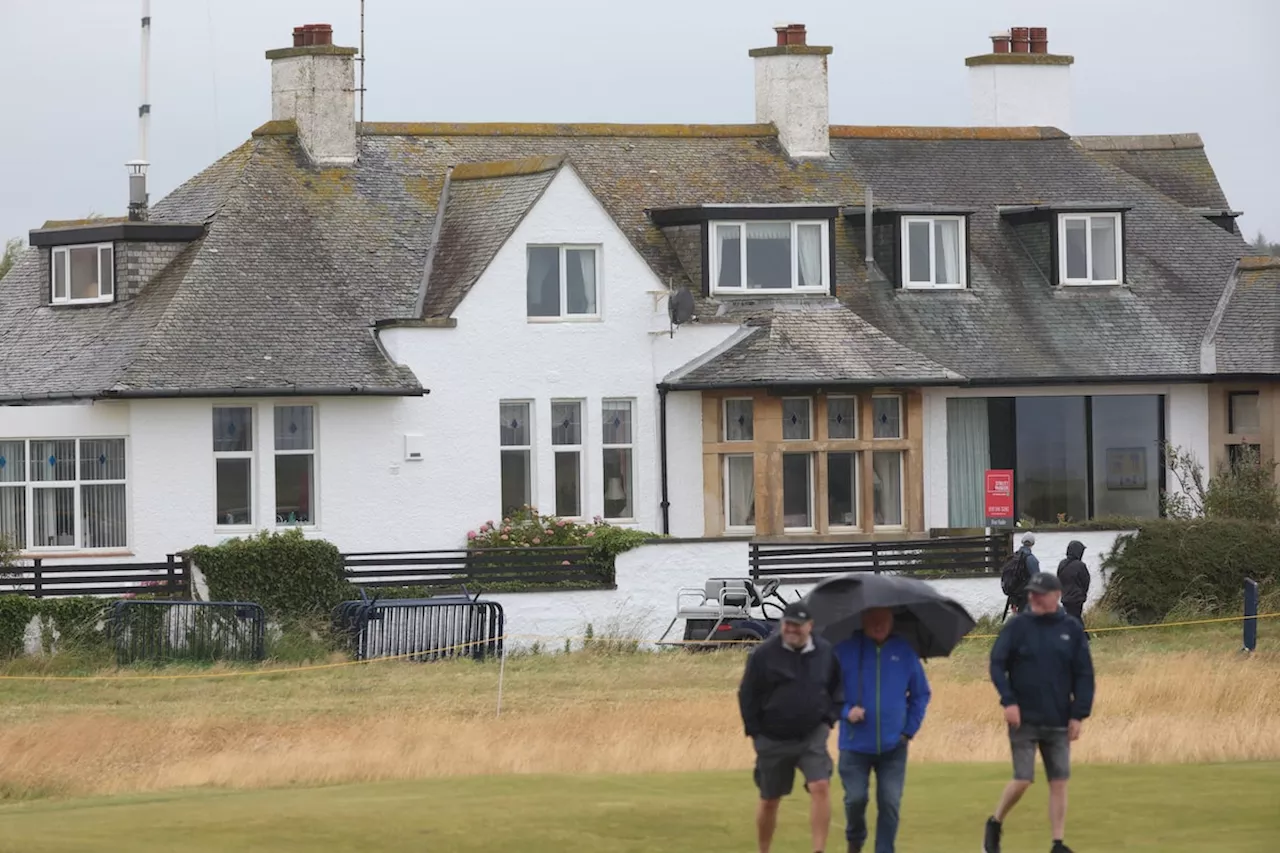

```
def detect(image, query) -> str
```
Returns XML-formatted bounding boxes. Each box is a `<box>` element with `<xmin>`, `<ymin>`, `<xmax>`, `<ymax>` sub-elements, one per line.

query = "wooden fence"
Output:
<box><xmin>343</xmin><ymin>547</ymin><xmax>612</xmax><ymax>591</ymax></box>
<box><xmin>749</xmin><ymin>535</ymin><xmax>1011</xmax><ymax>585</ymax></box>
<box><xmin>0</xmin><ymin>554</ymin><xmax>190</xmax><ymax>599</ymax></box>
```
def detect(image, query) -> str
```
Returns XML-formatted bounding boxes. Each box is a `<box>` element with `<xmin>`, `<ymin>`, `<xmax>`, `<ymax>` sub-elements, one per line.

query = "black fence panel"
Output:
<box><xmin>750</xmin><ymin>535</ymin><xmax>1012</xmax><ymax>584</ymax></box>
<box><xmin>110</xmin><ymin>600</ymin><xmax>266</xmax><ymax>665</ymax></box>
<box><xmin>342</xmin><ymin>547</ymin><xmax>610</xmax><ymax>591</ymax></box>
<box><xmin>332</xmin><ymin>596</ymin><xmax>504</xmax><ymax>662</ymax></box>
<box><xmin>0</xmin><ymin>554</ymin><xmax>189</xmax><ymax>599</ymax></box>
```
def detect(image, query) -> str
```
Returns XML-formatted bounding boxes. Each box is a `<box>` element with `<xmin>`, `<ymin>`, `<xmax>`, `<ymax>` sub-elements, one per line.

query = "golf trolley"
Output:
<box><xmin>655</xmin><ymin>577</ymin><xmax>793</xmax><ymax>648</ymax></box>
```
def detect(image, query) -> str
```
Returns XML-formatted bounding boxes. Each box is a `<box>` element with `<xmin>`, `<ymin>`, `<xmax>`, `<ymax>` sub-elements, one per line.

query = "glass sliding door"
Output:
<box><xmin>1015</xmin><ymin>396</ymin><xmax>1088</xmax><ymax>523</ymax></box>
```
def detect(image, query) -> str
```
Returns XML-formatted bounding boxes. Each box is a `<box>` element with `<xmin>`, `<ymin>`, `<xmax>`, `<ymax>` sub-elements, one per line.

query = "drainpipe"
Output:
<box><xmin>659</xmin><ymin>385</ymin><xmax>671</xmax><ymax>534</ymax></box>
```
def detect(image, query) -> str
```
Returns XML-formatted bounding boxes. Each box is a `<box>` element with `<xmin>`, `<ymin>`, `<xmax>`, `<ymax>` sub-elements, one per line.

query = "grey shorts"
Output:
<box><xmin>1009</xmin><ymin>724</ymin><xmax>1070</xmax><ymax>782</ymax></box>
<box><xmin>752</xmin><ymin>724</ymin><xmax>833</xmax><ymax>800</ymax></box>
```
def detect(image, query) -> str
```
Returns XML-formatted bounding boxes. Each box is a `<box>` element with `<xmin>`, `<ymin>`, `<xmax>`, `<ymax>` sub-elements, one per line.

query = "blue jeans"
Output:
<box><xmin>839</xmin><ymin>742</ymin><xmax>908</xmax><ymax>853</ymax></box>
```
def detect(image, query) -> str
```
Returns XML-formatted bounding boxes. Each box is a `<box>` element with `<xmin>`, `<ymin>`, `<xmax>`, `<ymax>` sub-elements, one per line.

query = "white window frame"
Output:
<box><xmin>781</xmin><ymin>397</ymin><xmax>813</xmax><ymax>441</ymax></box>
<box><xmin>825</xmin><ymin>450</ymin><xmax>861</xmax><ymax>530</ymax></box>
<box><xmin>526</xmin><ymin>244</ymin><xmax>602</xmax><ymax>322</ymax></box>
<box><xmin>499</xmin><ymin>399</ymin><xmax>535</xmax><ymax>517</ymax></box>
<box><xmin>781</xmin><ymin>451</ymin><xmax>815</xmax><ymax>533</ymax></box>
<box><xmin>827</xmin><ymin>395</ymin><xmax>858</xmax><ymax>440</ymax></box>
<box><xmin>1057</xmin><ymin>213</ymin><xmax>1123</xmax><ymax>286</ymax></box>
<box><xmin>51</xmin><ymin>243</ymin><xmax>114</xmax><ymax>305</ymax></box>
<box><xmin>872</xmin><ymin>395</ymin><xmax>903</xmax><ymax>440</ymax></box>
<box><xmin>0</xmin><ymin>437</ymin><xmax>129</xmax><ymax>552</ymax></box>
<box><xmin>550</xmin><ymin>398</ymin><xmax>586</xmax><ymax>519</ymax></box>
<box><xmin>723</xmin><ymin>453</ymin><xmax>757</xmax><ymax>534</ymax></box>
<box><xmin>272</xmin><ymin>404</ymin><xmax>318</xmax><ymax>528</ymax></box>
<box><xmin>601</xmin><ymin>398</ymin><xmax>635</xmax><ymax>522</ymax></box>
<box><xmin>723</xmin><ymin>398</ymin><xmax>755</xmax><ymax>442</ymax></box>
<box><xmin>709</xmin><ymin>220</ymin><xmax>830</xmax><ymax>295</ymax></box>
<box><xmin>901</xmin><ymin>215</ymin><xmax>966</xmax><ymax>290</ymax></box>
<box><xmin>212</xmin><ymin>406</ymin><xmax>256</xmax><ymax>530</ymax></box>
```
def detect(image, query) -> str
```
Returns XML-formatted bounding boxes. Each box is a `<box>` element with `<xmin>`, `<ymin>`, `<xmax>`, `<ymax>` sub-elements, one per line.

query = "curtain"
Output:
<box><xmin>797</xmin><ymin>224</ymin><xmax>823</xmax><ymax>288</ymax></box>
<box><xmin>935</xmin><ymin>219</ymin><xmax>961</xmax><ymax>285</ymax></box>
<box><xmin>727</xmin><ymin>455</ymin><xmax>756</xmax><ymax>527</ymax></box>
<box><xmin>1091</xmin><ymin>216</ymin><xmax>1117</xmax><ymax>281</ymax></box>
<box><xmin>567</xmin><ymin>249</ymin><xmax>597</xmax><ymax>314</ymax></box>
<box><xmin>716</xmin><ymin>224</ymin><xmax>742</xmax><ymax>288</ymax></box>
<box><xmin>82</xmin><ymin>484</ymin><xmax>127</xmax><ymax>548</ymax></box>
<box><xmin>526</xmin><ymin>246</ymin><xmax>560</xmax><ymax>315</ymax></box>
<box><xmin>872</xmin><ymin>451</ymin><xmax>903</xmax><ymax>527</ymax></box>
<box><xmin>0</xmin><ymin>486</ymin><xmax>24</xmax><ymax>549</ymax></box>
<box><xmin>947</xmin><ymin>398</ymin><xmax>990</xmax><ymax>528</ymax></box>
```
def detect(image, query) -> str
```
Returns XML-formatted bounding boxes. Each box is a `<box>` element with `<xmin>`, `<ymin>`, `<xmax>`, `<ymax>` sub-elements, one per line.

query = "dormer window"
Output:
<box><xmin>902</xmin><ymin>216</ymin><xmax>966</xmax><ymax>289</ymax></box>
<box><xmin>51</xmin><ymin>243</ymin><xmax>114</xmax><ymax>304</ymax></box>
<box><xmin>1058</xmin><ymin>213</ymin><xmax>1122</xmax><ymax>285</ymax></box>
<box><xmin>711</xmin><ymin>221</ymin><xmax>829</xmax><ymax>294</ymax></box>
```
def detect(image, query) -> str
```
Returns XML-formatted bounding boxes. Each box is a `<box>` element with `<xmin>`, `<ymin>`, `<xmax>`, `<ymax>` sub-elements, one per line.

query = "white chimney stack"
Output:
<box><xmin>967</xmin><ymin>26</ymin><xmax>1074</xmax><ymax>130</ymax></box>
<box><xmin>266</xmin><ymin>24</ymin><xmax>358</xmax><ymax>166</ymax></box>
<box><xmin>750</xmin><ymin>24</ymin><xmax>832</xmax><ymax>159</ymax></box>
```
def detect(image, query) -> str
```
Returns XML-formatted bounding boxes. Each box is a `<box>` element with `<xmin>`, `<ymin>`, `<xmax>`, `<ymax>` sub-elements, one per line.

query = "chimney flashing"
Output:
<box><xmin>748</xmin><ymin>44</ymin><xmax>833</xmax><ymax>58</ymax></box>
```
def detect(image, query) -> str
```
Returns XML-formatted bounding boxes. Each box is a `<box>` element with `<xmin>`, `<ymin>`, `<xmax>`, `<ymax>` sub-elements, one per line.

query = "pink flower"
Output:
<box><xmin>503</xmin><ymin>527</ymin><xmax>511</xmax><ymax>534</ymax></box>
<box><xmin>586</xmin><ymin>531</ymin><xmax>595</xmax><ymax>538</ymax></box>
<box><xmin>486</xmin><ymin>520</ymin><xmax>494</xmax><ymax>528</ymax></box>
<box><xmin>557</xmin><ymin>519</ymin><xmax>567</xmax><ymax>527</ymax></box>
<box><xmin>533</xmin><ymin>537</ymin><xmax>541</xmax><ymax>545</ymax></box>
<box><xmin>501</xmin><ymin>534</ymin><xmax>509</xmax><ymax>540</ymax></box>
<box><xmin>466</xmin><ymin>530</ymin><xmax>477</xmax><ymax>540</ymax></box>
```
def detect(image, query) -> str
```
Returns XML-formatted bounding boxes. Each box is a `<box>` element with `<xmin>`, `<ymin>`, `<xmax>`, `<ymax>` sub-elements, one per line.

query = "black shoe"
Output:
<box><xmin>1051</xmin><ymin>843</ymin><xmax>1074</xmax><ymax>853</ymax></box>
<box><xmin>983</xmin><ymin>817</ymin><xmax>1002</xmax><ymax>853</ymax></box>
<box><xmin>847</xmin><ymin>843</ymin><xmax>861</xmax><ymax>853</ymax></box>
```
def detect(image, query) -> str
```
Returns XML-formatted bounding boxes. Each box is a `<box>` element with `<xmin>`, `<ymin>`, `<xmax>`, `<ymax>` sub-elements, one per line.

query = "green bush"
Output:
<box><xmin>468</xmin><ymin>507</ymin><xmax>655</xmax><ymax>587</ymax></box>
<box><xmin>0</xmin><ymin>596</ymin><xmax>37</xmax><ymax>658</ymax></box>
<box><xmin>38</xmin><ymin>598</ymin><xmax>112</xmax><ymax>654</ymax></box>
<box><xmin>190</xmin><ymin>529</ymin><xmax>351</xmax><ymax>624</ymax></box>
<box><xmin>1101</xmin><ymin>519</ymin><xmax>1280</xmax><ymax>623</ymax></box>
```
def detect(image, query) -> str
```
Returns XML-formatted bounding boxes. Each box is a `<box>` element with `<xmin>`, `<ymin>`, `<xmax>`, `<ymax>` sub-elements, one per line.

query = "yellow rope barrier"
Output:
<box><xmin>0</xmin><ymin>613</ymin><xmax>1274</xmax><ymax>682</ymax></box>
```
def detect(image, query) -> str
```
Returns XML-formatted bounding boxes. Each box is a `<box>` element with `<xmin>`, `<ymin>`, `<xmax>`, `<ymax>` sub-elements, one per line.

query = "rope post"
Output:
<box><xmin>1243</xmin><ymin>578</ymin><xmax>1259</xmax><ymax>654</ymax></box>
<box><xmin>496</xmin><ymin>635</ymin><xmax>508</xmax><ymax>718</ymax></box>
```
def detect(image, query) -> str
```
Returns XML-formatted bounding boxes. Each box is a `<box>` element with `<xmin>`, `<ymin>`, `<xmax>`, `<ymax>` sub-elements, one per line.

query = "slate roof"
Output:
<box><xmin>0</xmin><ymin>118</ymin><xmax>1266</xmax><ymax>399</ymax></box>
<box><xmin>1076</xmin><ymin>134</ymin><xmax>1230</xmax><ymax>210</ymax></box>
<box><xmin>1213</xmin><ymin>258</ymin><xmax>1280</xmax><ymax>374</ymax></box>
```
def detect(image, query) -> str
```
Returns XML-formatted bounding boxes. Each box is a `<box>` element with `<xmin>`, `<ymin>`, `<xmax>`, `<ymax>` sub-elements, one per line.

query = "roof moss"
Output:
<box><xmin>1240</xmin><ymin>256</ymin><xmax>1280</xmax><ymax>272</ymax></box>
<box><xmin>252</xmin><ymin>119</ymin><xmax>300</xmax><ymax>137</ymax></box>
<box><xmin>359</xmin><ymin>122</ymin><xmax>776</xmax><ymax>138</ymax></box>
<box><xmin>451</xmin><ymin>156</ymin><xmax>566</xmax><ymax>181</ymax></box>
<box><xmin>1075</xmin><ymin>133</ymin><xmax>1205</xmax><ymax>151</ymax></box>
<box><xmin>964</xmin><ymin>53</ymin><xmax>1074</xmax><ymax>67</ymax></box>
<box><xmin>41</xmin><ymin>216</ymin><xmax>129</xmax><ymax>229</ymax></box>
<box><xmin>830</xmin><ymin>125</ymin><xmax>1068</xmax><ymax>141</ymax></box>
<box><xmin>748</xmin><ymin>45</ymin><xmax>833</xmax><ymax>57</ymax></box>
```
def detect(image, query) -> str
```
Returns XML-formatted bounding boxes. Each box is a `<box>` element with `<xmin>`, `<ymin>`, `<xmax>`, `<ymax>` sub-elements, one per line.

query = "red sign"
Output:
<box><xmin>984</xmin><ymin>469</ymin><xmax>1014</xmax><ymax>526</ymax></box>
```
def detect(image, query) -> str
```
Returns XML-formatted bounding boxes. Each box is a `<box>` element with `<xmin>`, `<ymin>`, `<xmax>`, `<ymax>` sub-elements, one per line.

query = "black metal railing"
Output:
<box><xmin>342</xmin><ymin>547</ymin><xmax>611</xmax><ymax>592</ymax></box>
<box><xmin>109</xmin><ymin>600</ymin><xmax>266</xmax><ymax>664</ymax></box>
<box><xmin>332</xmin><ymin>595</ymin><xmax>504</xmax><ymax>662</ymax></box>
<box><xmin>749</xmin><ymin>535</ymin><xmax>1011</xmax><ymax>584</ymax></box>
<box><xmin>0</xmin><ymin>554</ymin><xmax>189</xmax><ymax>599</ymax></box>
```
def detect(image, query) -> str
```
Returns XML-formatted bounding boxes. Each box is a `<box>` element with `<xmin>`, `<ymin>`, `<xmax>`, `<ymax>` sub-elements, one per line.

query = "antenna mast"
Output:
<box><xmin>128</xmin><ymin>0</ymin><xmax>152</xmax><ymax>220</ymax></box>
<box><xmin>359</xmin><ymin>0</ymin><xmax>366</xmax><ymax>125</ymax></box>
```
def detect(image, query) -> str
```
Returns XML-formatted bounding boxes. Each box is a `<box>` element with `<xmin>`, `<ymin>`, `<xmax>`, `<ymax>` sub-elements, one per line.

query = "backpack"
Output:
<box><xmin>1000</xmin><ymin>550</ymin><xmax>1030</xmax><ymax>597</ymax></box>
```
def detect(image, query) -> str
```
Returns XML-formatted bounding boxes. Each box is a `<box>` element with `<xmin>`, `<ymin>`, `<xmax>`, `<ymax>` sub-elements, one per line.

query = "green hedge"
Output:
<box><xmin>1101</xmin><ymin>519</ymin><xmax>1280</xmax><ymax>623</ymax></box>
<box><xmin>190</xmin><ymin>529</ymin><xmax>351</xmax><ymax>625</ymax></box>
<box><xmin>0</xmin><ymin>596</ymin><xmax>114</xmax><ymax>659</ymax></box>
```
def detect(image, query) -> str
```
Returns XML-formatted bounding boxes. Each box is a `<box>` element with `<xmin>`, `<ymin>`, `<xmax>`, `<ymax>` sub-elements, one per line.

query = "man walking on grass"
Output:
<box><xmin>834</xmin><ymin>607</ymin><xmax>931</xmax><ymax>853</ymax></box>
<box><xmin>984</xmin><ymin>572</ymin><xmax>1095</xmax><ymax>853</ymax></box>
<box><xmin>739</xmin><ymin>601</ymin><xmax>844</xmax><ymax>853</ymax></box>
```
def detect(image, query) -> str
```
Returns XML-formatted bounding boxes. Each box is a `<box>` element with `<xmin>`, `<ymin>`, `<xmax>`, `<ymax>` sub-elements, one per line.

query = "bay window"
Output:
<box><xmin>711</xmin><ymin>221</ymin><xmax>828</xmax><ymax>293</ymax></box>
<box><xmin>0</xmin><ymin>437</ymin><xmax>127</xmax><ymax>550</ymax></box>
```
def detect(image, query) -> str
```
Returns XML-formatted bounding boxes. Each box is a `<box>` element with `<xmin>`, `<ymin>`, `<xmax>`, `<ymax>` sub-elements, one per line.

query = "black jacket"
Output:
<box><xmin>738</xmin><ymin>633</ymin><xmax>844</xmax><ymax>740</ymax></box>
<box><xmin>990</xmin><ymin>608</ymin><xmax>1095</xmax><ymax>727</ymax></box>
<box><xmin>1057</xmin><ymin>540</ymin><xmax>1091</xmax><ymax>606</ymax></box>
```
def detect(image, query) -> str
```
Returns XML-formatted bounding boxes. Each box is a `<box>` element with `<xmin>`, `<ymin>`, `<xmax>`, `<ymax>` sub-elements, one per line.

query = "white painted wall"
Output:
<box><xmin>754</xmin><ymin>52</ymin><xmax>830</xmax><ymax>158</ymax></box>
<box><xmin>968</xmin><ymin>63</ymin><xmax>1071</xmax><ymax>130</ymax></box>
<box><xmin>922</xmin><ymin>383</ymin><xmax>1209</xmax><ymax>531</ymax></box>
<box><xmin>270</xmin><ymin>51</ymin><xmax>357</xmax><ymax>165</ymax></box>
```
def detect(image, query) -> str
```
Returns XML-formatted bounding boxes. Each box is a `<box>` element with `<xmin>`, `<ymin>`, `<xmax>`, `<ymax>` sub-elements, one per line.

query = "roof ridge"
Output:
<box><xmin>1240</xmin><ymin>255</ymin><xmax>1280</xmax><ymax>271</ymax></box>
<box><xmin>358</xmin><ymin>122</ymin><xmax>776</xmax><ymax>139</ymax></box>
<box><xmin>1074</xmin><ymin>133</ymin><xmax>1204</xmax><ymax>152</ymax></box>
<box><xmin>451</xmin><ymin>156</ymin><xmax>565</xmax><ymax>181</ymax></box>
<box><xmin>831</xmin><ymin>126</ymin><xmax>1068</xmax><ymax>141</ymax></box>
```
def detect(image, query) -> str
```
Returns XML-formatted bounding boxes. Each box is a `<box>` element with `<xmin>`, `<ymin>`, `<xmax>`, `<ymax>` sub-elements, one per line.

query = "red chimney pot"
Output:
<box><xmin>991</xmin><ymin>33</ymin><xmax>1011</xmax><ymax>54</ymax></box>
<box><xmin>785</xmin><ymin>23</ymin><xmax>807</xmax><ymax>46</ymax></box>
<box><xmin>313</xmin><ymin>23</ymin><xmax>333</xmax><ymax>46</ymax></box>
<box><xmin>292</xmin><ymin>26</ymin><xmax>306</xmax><ymax>47</ymax></box>
<box><xmin>774</xmin><ymin>25</ymin><xmax>787</xmax><ymax>46</ymax></box>
<box><xmin>1029</xmin><ymin>27</ymin><xmax>1048</xmax><ymax>54</ymax></box>
<box><xmin>1010</xmin><ymin>26</ymin><xmax>1030</xmax><ymax>53</ymax></box>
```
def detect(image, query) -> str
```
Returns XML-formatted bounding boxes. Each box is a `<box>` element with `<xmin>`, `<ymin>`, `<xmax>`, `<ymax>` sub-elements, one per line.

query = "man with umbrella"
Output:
<box><xmin>834</xmin><ymin>607</ymin><xmax>931</xmax><ymax>853</ymax></box>
<box><xmin>802</xmin><ymin>574</ymin><xmax>976</xmax><ymax>853</ymax></box>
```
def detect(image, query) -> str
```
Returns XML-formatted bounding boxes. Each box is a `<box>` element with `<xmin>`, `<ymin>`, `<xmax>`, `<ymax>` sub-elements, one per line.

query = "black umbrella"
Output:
<box><xmin>804</xmin><ymin>573</ymin><xmax>977</xmax><ymax>658</ymax></box>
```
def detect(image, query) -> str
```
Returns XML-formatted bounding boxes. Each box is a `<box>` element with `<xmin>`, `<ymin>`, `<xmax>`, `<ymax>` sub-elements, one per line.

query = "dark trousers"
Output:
<box><xmin>1063</xmin><ymin>600</ymin><xmax>1084</xmax><ymax>624</ymax></box>
<box><xmin>839</xmin><ymin>742</ymin><xmax>908</xmax><ymax>853</ymax></box>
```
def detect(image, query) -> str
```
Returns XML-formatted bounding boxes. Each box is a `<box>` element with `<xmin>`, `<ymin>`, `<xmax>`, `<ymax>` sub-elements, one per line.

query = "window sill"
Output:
<box><xmin>712</xmin><ymin>289</ymin><xmax>829</xmax><ymax>299</ymax></box>
<box><xmin>20</xmin><ymin>549</ymin><xmax>135</xmax><ymax>560</ymax></box>
<box><xmin>526</xmin><ymin>316</ymin><xmax>602</xmax><ymax>324</ymax></box>
<box><xmin>902</xmin><ymin>283</ymin><xmax>967</xmax><ymax>291</ymax></box>
<box><xmin>724</xmin><ymin>526</ymin><xmax>757</xmax><ymax>536</ymax></box>
<box><xmin>893</xmin><ymin>288</ymin><xmax>978</xmax><ymax>299</ymax></box>
<box><xmin>49</xmin><ymin>297</ymin><xmax>116</xmax><ymax>308</ymax></box>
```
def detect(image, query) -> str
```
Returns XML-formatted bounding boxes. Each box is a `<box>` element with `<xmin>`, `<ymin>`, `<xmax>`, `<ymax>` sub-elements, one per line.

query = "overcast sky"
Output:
<box><xmin>2</xmin><ymin>0</ymin><xmax>1277</xmax><ymax>244</ymax></box>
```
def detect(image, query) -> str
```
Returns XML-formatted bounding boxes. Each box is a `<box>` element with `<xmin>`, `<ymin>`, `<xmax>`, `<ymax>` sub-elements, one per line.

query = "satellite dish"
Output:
<box><xmin>669</xmin><ymin>288</ymin><xmax>695</xmax><ymax>325</ymax></box>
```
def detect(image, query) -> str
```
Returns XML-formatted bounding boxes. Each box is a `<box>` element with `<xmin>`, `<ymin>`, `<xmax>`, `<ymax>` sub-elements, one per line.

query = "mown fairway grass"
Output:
<box><xmin>0</xmin><ymin>763</ymin><xmax>1278</xmax><ymax>852</ymax></box>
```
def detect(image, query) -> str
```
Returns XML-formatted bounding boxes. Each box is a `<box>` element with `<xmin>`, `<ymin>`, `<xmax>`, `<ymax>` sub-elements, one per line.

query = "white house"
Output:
<box><xmin>0</xmin><ymin>22</ymin><xmax>1273</xmax><ymax>569</ymax></box>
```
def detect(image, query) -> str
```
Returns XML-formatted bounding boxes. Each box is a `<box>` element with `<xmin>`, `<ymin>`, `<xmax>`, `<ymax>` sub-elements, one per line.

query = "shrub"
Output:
<box><xmin>468</xmin><ymin>507</ymin><xmax>655</xmax><ymax>586</ymax></box>
<box><xmin>0</xmin><ymin>596</ymin><xmax>37</xmax><ymax>659</ymax></box>
<box><xmin>38</xmin><ymin>598</ymin><xmax>112</xmax><ymax>654</ymax></box>
<box><xmin>1101</xmin><ymin>519</ymin><xmax>1280</xmax><ymax>623</ymax></box>
<box><xmin>190</xmin><ymin>529</ymin><xmax>351</xmax><ymax>625</ymax></box>
<box><xmin>1163</xmin><ymin>443</ymin><xmax>1280</xmax><ymax>522</ymax></box>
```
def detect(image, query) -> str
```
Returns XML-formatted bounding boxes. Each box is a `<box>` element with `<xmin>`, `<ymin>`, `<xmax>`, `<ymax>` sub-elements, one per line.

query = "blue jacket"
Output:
<box><xmin>834</xmin><ymin>633</ymin><xmax>931</xmax><ymax>755</ymax></box>
<box><xmin>990</xmin><ymin>608</ymin><xmax>1095</xmax><ymax>727</ymax></box>
<box><xmin>1019</xmin><ymin>545</ymin><xmax>1041</xmax><ymax>574</ymax></box>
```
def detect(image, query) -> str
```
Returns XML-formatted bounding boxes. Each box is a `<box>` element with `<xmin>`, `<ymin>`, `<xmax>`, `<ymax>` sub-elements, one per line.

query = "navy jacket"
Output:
<box><xmin>990</xmin><ymin>608</ymin><xmax>1095</xmax><ymax>727</ymax></box>
<box><xmin>834</xmin><ymin>633</ymin><xmax>931</xmax><ymax>755</ymax></box>
<box><xmin>739</xmin><ymin>633</ymin><xmax>844</xmax><ymax>740</ymax></box>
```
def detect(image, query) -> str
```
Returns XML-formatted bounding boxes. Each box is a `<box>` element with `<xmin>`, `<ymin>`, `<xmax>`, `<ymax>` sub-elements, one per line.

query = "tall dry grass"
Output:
<box><xmin>0</xmin><ymin>643</ymin><xmax>1277</xmax><ymax>800</ymax></box>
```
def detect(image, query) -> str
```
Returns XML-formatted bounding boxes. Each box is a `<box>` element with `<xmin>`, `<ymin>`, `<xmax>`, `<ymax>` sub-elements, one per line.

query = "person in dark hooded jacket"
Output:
<box><xmin>1056</xmin><ymin>541</ymin><xmax>1090</xmax><ymax>626</ymax></box>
